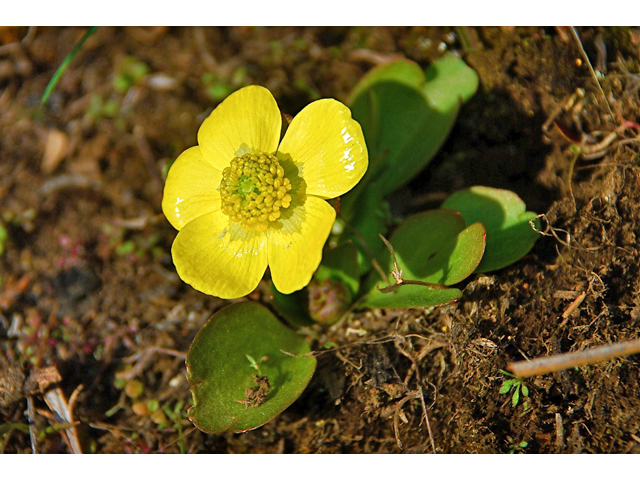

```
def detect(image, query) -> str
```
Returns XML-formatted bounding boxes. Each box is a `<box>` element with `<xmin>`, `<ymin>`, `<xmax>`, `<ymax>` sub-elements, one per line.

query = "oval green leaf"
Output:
<box><xmin>358</xmin><ymin>210</ymin><xmax>485</xmax><ymax>310</ymax></box>
<box><xmin>378</xmin><ymin>210</ymin><xmax>485</xmax><ymax>286</ymax></box>
<box><xmin>390</xmin><ymin>209</ymin><xmax>466</xmax><ymax>284</ymax></box>
<box><xmin>187</xmin><ymin>301</ymin><xmax>316</xmax><ymax>434</ymax></box>
<box><xmin>441</xmin><ymin>186</ymin><xmax>539</xmax><ymax>272</ymax></box>
<box><xmin>436</xmin><ymin>222</ymin><xmax>487</xmax><ymax>284</ymax></box>
<box><xmin>348</xmin><ymin>55</ymin><xmax>478</xmax><ymax>197</ymax></box>
<box><xmin>422</xmin><ymin>54</ymin><xmax>479</xmax><ymax>113</ymax></box>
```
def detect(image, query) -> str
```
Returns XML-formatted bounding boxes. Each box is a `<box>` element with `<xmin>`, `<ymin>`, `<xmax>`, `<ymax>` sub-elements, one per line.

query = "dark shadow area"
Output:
<box><xmin>407</xmin><ymin>87</ymin><xmax>556</xmax><ymax>216</ymax></box>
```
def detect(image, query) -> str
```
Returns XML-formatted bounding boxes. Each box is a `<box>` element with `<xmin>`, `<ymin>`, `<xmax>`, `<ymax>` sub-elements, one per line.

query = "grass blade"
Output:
<box><xmin>41</xmin><ymin>26</ymin><xmax>98</xmax><ymax>106</ymax></box>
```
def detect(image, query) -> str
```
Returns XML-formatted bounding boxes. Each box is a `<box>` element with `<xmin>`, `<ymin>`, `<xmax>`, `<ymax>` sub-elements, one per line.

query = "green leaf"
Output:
<box><xmin>41</xmin><ymin>27</ymin><xmax>97</xmax><ymax>105</ymax></box>
<box><xmin>365</xmin><ymin>210</ymin><xmax>485</xmax><ymax>293</ymax></box>
<box><xmin>315</xmin><ymin>242</ymin><xmax>360</xmax><ymax>297</ymax></box>
<box><xmin>348</xmin><ymin>55</ymin><xmax>478</xmax><ymax>197</ymax></box>
<box><xmin>186</xmin><ymin>302</ymin><xmax>316</xmax><ymax>434</ymax></box>
<box><xmin>270</xmin><ymin>283</ymin><xmax>314</xmax><ymax>328</ymax></box>
<box><xmin>521</xmin><ymin>384</ymin><xmax>529</xmax><ymax>397</ymax></box>
<box><xmin>443</xmin><ymin>222</ymin><xmax>487</xmax><ymax>283</ymax></box>
<box><xmin>499</xmin><ymin>380</ymin><xmax>515</xmax><ymax>394</ymax></box>
<box><xmin>349</xmin><ymin>60</ymin><xmax>427</xmax><ymax>102</ymax></box>
<box><xmin>441</xmin><ymin>186</ymin><xmax>540</xmax><ymax>272</ymax></box>
<box><xmin>390</xmin><ymin>210</ymin><xmax>485</xmax><ymax>286</ymax></box>
<box><xmin>422</xmin><ymin>54</ymin><xmax>479</xmax><ymax>111</ymax></box>
<box><xmin>338</xmin><ymin>182</ymin><xmax>389</xmax><ymax>274</ymax></box>
<box><xmin>359</xmin><ymin>283</ymin><xmax>462</xmax><ymax>309</ymax></box>
<box><xmin>512</xmin><ymin>387</ymin><xmax>520</xmax><ymax>407</ymax></box>
<box><xmin>357</xmin><ymin>209</ymin><xmax>484</xmax><ymax>310</ymax></box>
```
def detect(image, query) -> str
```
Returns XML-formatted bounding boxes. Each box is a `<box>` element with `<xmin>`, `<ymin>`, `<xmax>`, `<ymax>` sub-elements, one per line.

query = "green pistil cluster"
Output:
<box><xmin>220</xmin><ymin>153</ymin><xmax>292</xmax><ymax>231</ymax></box>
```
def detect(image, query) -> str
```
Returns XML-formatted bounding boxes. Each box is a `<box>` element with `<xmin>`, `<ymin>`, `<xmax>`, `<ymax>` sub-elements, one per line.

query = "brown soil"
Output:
<box><xmin>1</xmin><ymin>26</ymin><xmax>640</xmax><ymax>454</ymax></box>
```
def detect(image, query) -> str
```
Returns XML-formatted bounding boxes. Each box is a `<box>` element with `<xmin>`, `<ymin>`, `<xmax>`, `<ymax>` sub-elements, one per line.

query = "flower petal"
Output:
<box><xmin>162</xmin><ymin>146</ymin><xmax>222</xmax><ymax>231</ymax></box>
<box><xmin>277</xmin><ymin>99</ymin><xmax>367</xmax><ymax>199</ymax></box>
<box><xmin>198</xmin><ymin>85</ymin><xmax>282</xmax><ymax>171</ymax></box>
<box><xmin>267</xmin><ymin>195</ymin><xmax>336</xmax><ymax>294</ymax></box>
<box><xmin>172</xmin><ymin>211</ymin><xmax>268</xmax><ymax>299</ymax></box>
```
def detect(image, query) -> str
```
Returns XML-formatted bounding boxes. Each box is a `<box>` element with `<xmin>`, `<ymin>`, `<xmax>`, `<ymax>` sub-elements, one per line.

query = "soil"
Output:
<box><xmin>1</xmin><ymin>26</ymin><xmax>640</xmax><ymax>454</ymax></box>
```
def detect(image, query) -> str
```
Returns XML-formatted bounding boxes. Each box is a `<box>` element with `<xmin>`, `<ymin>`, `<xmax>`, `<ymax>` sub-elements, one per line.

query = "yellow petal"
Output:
<box><xmin>267</xmin><ymin>195</ymin><xmax>336</xmax><ymax>294</ymax></box>
<box><xmin>162</xmin><ymin>146</ymin><xmax>222</xmax><ymax>231</ymax></box>
<box><xmin>277</xmin><ymin>99</ymin><xmax>368</xmax><ymax>199</ymax></box>
<box><xmin>198</xmin><ymin>85</ymin><xmax>282</xmax><ymax>171</ymax></box>
<box><xmin>171</xmin><ymin>211</ymin><xmax>268</xmax><ymax>299</ymax></box>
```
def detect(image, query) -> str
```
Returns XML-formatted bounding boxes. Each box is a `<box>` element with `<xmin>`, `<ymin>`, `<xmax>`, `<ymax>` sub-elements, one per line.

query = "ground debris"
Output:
<box><xmin>236</xmin><ymin>375</ymin><xmax>270</xmax><ymax>409</ymax></box>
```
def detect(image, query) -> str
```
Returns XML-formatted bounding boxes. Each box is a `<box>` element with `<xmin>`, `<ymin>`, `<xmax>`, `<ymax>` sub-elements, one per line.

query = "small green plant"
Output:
<box><xmin>0</xmin><ymin>422</ymin><xmax>30</xmax><ymax>440</ymax></box>
<box><xmin>506</xmin><ymin>437</ymin><xmax>529</xmax><ymax>454</ymax></box>
<box><xmin>113</xmin><ymin>56</ymin><xmax>150</xmax><ymax>93</ymax></box>
<box><xmin>88</xmin><ymin>94</ymin><xmax>120</xmax><ymax>119</ymax></box>
<box><xmin>201</xmin><ymin>67</ymin><xmax>248</xmax><ymax>101</ymax></box>
<box><xmin>101</xmin><ymin>223</ymin><xmax>164</xmax><ymax>262</ymax></box>
<box><xmin>159</xmin><ymin>57</ymin><xmax>542</xmax><ymax>436</ymax></box>
<box><xmin>245</xmin><ymin>354</ymin><xmax>269</xmax><ymax>376</ymax></box>
<box><xmin>499</xmin><ymin>370</ymin><xmax>531</xmax><ymax>409</ymax></box>
<box><xmin>157</xmin><ymin>400</ymin><xmax>190</xmax><ymax>454</ymax></box>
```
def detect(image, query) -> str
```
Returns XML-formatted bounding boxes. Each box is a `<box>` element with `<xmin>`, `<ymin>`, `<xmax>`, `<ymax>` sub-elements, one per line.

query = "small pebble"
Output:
<box><xmin>131</xmin><ymin>401</ymin><xmax>149</xmax><ymax>416</ymax></box>
<box><xmin>151</xmin><ymin>409</ymin><xmax>167</xmax><ymax>425</ymax></box>
<box><xmin>125</xmin><ymin>380</ymin><xmax>144</xmax><ymax>399</ymax></box>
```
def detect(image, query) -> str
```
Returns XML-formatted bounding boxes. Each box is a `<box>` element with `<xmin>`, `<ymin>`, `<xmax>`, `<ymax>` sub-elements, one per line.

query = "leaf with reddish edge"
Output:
<box><xmin>187</xmin><ymin>302</ymin><xmax>316</xmax><ymax>434</ymax></box>
<box><xmin>358</xmin><ymin>209</ymin><xmax>486</xmax><ymax>310</ymax></box>
<box><xmin>442</xmin><ymin>186</ymin><xmax>539</xmax><ymax>273</ymax></box>
<box><xmin>359</xmin><ymin>284</ymin><xmax>462</xmax><ymax>310</ymax></box>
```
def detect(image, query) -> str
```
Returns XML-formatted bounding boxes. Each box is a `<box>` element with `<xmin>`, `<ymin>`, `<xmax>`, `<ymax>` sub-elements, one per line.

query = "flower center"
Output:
<box><xmin>219</xmin><ymin>152</ymin><xmax>293</xmax><ymax>231</ymax></box>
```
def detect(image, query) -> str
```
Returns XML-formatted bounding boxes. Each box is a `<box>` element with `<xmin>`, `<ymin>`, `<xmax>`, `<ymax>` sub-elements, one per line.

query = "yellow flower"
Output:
<box><xmin>162</xmin><ymin>85</ymin><xmax>368</xmax><ymax>299</ymax></box>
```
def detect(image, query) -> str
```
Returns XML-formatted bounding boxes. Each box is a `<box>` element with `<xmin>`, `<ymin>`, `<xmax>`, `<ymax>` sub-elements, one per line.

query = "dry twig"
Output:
<box><xmin>507</xmin><ymin>337</ymin><xmax>640</xmax><ymax>377</ymax></box>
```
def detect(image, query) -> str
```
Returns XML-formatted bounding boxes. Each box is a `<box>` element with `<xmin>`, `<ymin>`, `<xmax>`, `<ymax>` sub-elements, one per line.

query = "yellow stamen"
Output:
<box><xmin>219</xmin><ymin>153</ymin><xmax>292</xmax><ymax>231</ymax></box>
